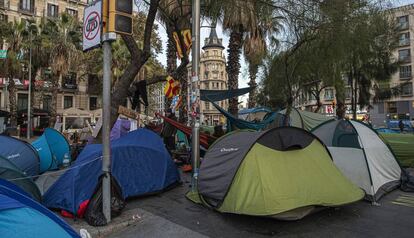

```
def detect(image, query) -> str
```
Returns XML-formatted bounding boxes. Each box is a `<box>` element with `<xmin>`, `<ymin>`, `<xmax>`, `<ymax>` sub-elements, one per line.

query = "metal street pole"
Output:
<box><xmin>191</xmin><ymin>0</ymin><xmax>200</xmax><ymax>192</ymax></box>
<box><xmin>27</xmin><ymin>30</ymin><xmax>32</xmax><ymax>140</ymax></box>
<box><xmin>102</xmin><ymin>36</ymin><xmax>112</xmax><ymax>223</ymax></box>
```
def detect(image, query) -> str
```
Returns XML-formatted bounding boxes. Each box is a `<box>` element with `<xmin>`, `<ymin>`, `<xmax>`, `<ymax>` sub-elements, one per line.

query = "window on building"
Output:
<box><xmin>400</xmin><ymin>65</ymin><xmax>412</xmax><ymax>79</ymax></box>
<box><xmin>204</xmin><ymin>71</ymin><xmax>208</xmax><ymax>79</ymax></box>
<box><xmin>324</xmin><ymin>88</ymin><xmax>334</xmax><ymax>100</ymax></box>
<box><xmin>399</xmin><ymin>49</ymin><xmax>411</xmax><ymax>63</ymax></box>
<box><xmin>66</xmin><ymin>8</ymin><xmax>78</xmax><ymax>18</ymax></box>
<box><xmin>19</xmin><ymin>0</ymin><xmax>34</xmax><ymax>13</ymax></box>
<box><xmin>214</xmin><ymin>50</ymin><xmax>217</xmax><ymax>56</ymax></box>
<box><xmin>17</xmin><ymin>94</ymin><xmax>28</xmax><ymax>110</ymax></box>
<box><xmin>204</xmin><ymin>82</ymin><xmax>209</xmax><ymax>89</ymax></box>
<box><xmin>205</xmin><ymin>102</ymin><xmax>210</xmax><ymax>110</ymax></box>
<box><xmin>399</xmin><ymin>32</ymin><xmax>410</xmax><ymax>47</ymax></box>
<box><xmin>401</xmin><ymin>82</ymin><xmax>413</xmax><ymax>96</ymax></box>
<box><xmin>64</xmin><ymin>96</ymin><xmax>73</xmax><ymax>109</ymax></box>
<box><xmin>387</xmin><ymin>102</ymin><xmax>397</xmax><ymax>113</ymax></box>
<box><xmin>397</xmin><ymin>15</ymin><xmax>409</xmax><ymax>30</ymax></box>
<box><xmin>43</xmin><ymin>95</ymin><xmax>52</xmax><ymax>111</ymax></box>
<box><xmin>47</xmin><ymin>4</ymin><xmax>59</xmax><ymax>18</ymax></box>
<box><xmin>89</xmin><ymin>96</ymin><xmax>97</xmax><ymax>110</ymax></box>
<box><xmin>0</xmin><ymin>0</ymin><xmax>4</xmax><ymax>8</ymax></box>
<box><xmin>345</xmin><ymin>87</ymin><xmax>352</xmax><ymax>99</ymax></box>
<box><xmin>63</xmin><ymin>72</ymin><xmax>77</xmax><ymax>89</ymax></box>
<box><xmin>0</xmin><ymin>13</ymin><xmax>7</xmax><ymax>22</ymax></box>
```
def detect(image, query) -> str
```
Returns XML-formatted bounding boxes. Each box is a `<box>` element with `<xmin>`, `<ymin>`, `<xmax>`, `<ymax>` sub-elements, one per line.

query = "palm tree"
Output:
<box><xmin>158</xmin><ymin>0</ymin><xmax>191</xmax><ymax>122</ymax></box>
<box><xmin>222</xmin><ymin>0</ymin><xmax>257</xmax><ymax>116</ymax></box>
<box><xmin>243</xmin><ymin>30</ymin><xmax>266</xmax><ymax>108</ymax></box>
<box><xmin>0</xmin><ymin>20</ymin><xmax>26</xmax><ymax>127</ymax></box>
<box><xmin>46</xmin><ymin>13</ymin><xmax>81</xmax><ymax>126</ymax></box>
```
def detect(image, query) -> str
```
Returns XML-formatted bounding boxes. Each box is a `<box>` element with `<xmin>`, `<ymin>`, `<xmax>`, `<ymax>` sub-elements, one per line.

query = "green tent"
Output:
<box><xmin>187</xmin><ymin>127</ymin><xmax>364</xmax><ymax>220</ymax></box>
<box><xmin>379</xmin><ymin>133</ymin><xmax>414</xmax><ymax>167</ymax></box>
<box><xmin>267</xmin><ymin>108</ymin><xmax>331</xmax><ymax>131</ymax></box>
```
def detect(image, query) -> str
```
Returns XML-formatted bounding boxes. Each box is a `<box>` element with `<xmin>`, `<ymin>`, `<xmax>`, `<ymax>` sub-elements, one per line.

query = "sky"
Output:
<box><xmin>150</xmin><ymin>0</ymin><xmax>414</xmax><ymax>105</ymax></box>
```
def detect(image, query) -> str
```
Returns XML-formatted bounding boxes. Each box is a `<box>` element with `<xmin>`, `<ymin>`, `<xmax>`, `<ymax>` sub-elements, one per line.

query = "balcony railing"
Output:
<box><xmin>399</xmin><ymin>38</ymin><xmax>410</xmax><ymax>47</ymax></box>
<box><xmin>397</xmin><ymin>22</ymin><xmax>409</xmax><ymax>31</ymax></box>
<box><xmin>0</xmin><ymin>0</ymin><xmax>7</xmax><ymax>9</ymax></box>
<box><xmin>400</xmin><ymin>72</ymin><xmax>412</xmax><ymax>80</ymax></box>
<box><xmin>399</xmin><ymin>55</ymin><xmax>411</xmax><ymax>63</ymax></box>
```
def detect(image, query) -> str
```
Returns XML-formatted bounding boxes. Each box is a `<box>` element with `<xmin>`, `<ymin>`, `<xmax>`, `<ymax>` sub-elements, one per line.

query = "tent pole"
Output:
<box><xmin>191</xmin><ymin>0</ymin><xmax>201</xmax><ymax>192</ymax></box>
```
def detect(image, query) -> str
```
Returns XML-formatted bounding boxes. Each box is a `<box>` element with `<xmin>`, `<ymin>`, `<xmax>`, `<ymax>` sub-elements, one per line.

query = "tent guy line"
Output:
<box><xmin>5</xmin><ymin>156</ymin><xmax>102</xmax><ymax>182</ymax></box>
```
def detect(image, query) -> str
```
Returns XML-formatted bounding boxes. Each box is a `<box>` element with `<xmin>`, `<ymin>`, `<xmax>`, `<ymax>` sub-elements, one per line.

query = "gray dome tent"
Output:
<box><xmin>312</xmin><ymin>119</ymin><xmax>402</xmax><ymax>202</ymax></box>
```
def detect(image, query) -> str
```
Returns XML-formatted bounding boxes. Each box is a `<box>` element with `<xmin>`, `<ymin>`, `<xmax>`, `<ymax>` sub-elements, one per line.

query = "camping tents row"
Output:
<box><xmin>0</xmin><ymin>129</ymin><xmax>70</xmax><ymax>201</ymax></box>
<box><xmin>188</xmin><ymin>119</ymin><xmax>410</xmax><ymax>219</ymax></box>
<box><xmin>0</xmin><ymin>178</ymin><xmax>80</xmax><ymax>238</ymax></box>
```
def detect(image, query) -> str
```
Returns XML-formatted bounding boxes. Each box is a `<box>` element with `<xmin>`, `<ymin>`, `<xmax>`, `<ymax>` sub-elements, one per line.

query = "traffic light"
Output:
<box><xmin>102</xmin><ymin>0</ymin><xmax>133</xmax><ymax>35</ymax></box>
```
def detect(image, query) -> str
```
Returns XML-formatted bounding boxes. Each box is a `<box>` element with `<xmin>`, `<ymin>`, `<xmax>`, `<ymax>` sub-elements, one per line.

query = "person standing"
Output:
<box><xmin>399</xmin><ymin>119</ymin><xmax>405</xmax><ymax>133</ymax></box>
<box><xmin>161</xmin><ymin>109</ymin><xmax>177</xmax><ymax>154</ymax></box>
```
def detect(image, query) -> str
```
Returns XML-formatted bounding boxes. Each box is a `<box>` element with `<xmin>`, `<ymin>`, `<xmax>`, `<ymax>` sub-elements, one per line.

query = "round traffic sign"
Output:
<box><xmin>84</xmin><ymin>11</ymin><xmax>101</xmax><ymax>41</ymax></box>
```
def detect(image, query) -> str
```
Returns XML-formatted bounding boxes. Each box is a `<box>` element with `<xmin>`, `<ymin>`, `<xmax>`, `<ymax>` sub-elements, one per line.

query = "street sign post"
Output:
<box><xmin>83</xmin><ymin>0</ymin><xmax>102</xmax><ymax>51</ymax></box>
<box><xmin>0</xmin><ymin>50</ymin><xmax>7</xmax><ymax>59</ymax></box>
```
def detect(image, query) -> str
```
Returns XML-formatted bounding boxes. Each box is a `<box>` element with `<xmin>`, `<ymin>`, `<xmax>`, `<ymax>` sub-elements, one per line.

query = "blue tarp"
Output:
<box><xmin>0</xmin><ymin>179</ymin><xmax>79</xmax><ymax>238</ymax></box>
<box><xmin>238</xmin><ymin>107</ymin><xmax>272</xmax><ymax>115</ymax></box>
<box><xmin>200</xmin><ymin>87</ymin><xmax>254</xmax><ymax>102</ymax></box>
<box><xmin>210</xmin><ymin>101</ymin><xmax>284</xmax><ymax>131</ymax></box>
<box><xmin>32</xmin><ymin>128</ymin><xmax>71</xmax><ymax>173</ymax></box>
<box><xmin>43</xmin><ymin>129</ymin><xmax>180</xmax><ymax>214</ymax></box>
<box><xmin>0</xmin><ymin>136</ymin><xmax>39</xmax><ymax>176</ymax></box>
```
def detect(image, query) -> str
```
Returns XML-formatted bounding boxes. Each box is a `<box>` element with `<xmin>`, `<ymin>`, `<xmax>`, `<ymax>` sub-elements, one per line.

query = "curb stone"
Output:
<box><xmin>67</xmin><ymin>208</ymin><xmax>144</xmax><ymax>238</ymax></box>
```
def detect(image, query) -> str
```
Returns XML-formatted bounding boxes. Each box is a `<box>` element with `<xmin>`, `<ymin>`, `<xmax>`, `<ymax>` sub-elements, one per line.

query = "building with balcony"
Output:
<box><xmin>0</xmin><ymin>0</ymin><xmax>88</xmax><ymax>23</ymax></box>
<box><xmin>370</xmin><ymin>4</ymin><xmax>414</xmax><ymax>126</ymax></box>
<box><xmin>188</xmin><ymin>27</ymin><xmax>229</xmax><ymax>126</ymax></box>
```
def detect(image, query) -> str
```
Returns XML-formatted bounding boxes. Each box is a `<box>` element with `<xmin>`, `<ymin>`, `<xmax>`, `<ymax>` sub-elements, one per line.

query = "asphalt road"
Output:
<box><xmin>109</xmin><ymin>174</ymin><xmax>414</xmax><ymax>238</ymax></box>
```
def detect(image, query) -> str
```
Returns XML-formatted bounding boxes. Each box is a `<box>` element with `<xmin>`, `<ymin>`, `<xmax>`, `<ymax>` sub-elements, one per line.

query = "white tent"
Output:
<box><xmin>312</xmin><ymin>119</ymin><xmax>401</xmax><ymax>202</ymax></box>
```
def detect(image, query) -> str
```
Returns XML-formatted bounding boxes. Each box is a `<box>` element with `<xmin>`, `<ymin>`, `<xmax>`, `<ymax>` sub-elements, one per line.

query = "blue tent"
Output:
<box><xmin>32</xmin><ymin>128</ymin><xmax>71</xmax><ymax>173</ymax></box>
<box><xmin>0</xmin><ymin>178</ymin><xmax>80</xmax><ymax>238</ymax></box>
<box><xmin>43</xmin><ymin>129</ymin><xmax>180</xmax><ymax>214</ymax></box>
<box><xmin>0</xmin><ymin>135</ymin><xmax>39</xmax><ymax>177</ymax></box>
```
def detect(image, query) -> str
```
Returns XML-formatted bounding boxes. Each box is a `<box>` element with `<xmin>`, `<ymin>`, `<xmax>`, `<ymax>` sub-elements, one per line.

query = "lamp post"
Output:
<box><xmin>26</xmin><ymin>28</ymin><xmax>32</xmax><ymax>140</ymax></box>
<box><xmin>191</xmin><ymin>0</ymin><xmax>201</xmax><ymax>192</ymax></box>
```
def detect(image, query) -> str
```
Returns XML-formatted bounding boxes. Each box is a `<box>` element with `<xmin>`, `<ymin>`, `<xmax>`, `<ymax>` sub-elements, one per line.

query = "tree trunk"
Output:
<box><xmin>248</xmin><ymin>64</ymin><xmax>258</xmax><ymax>108</ymax></box>
<box><xmin>335</xmin><ymin>87</ymin><xmax>346</xmax><ymax>119</ymax></box>
<box><xmin>314</xmin><ymin>97</ymin><xmax>322</xmax><ymax>113</ymax></box>
<box><xmin>49</xmin><ymin>74</ymin><xmax>60</xmax><ymax>127</ymax></box>
<box><xmin>109</xmin><ymin>0</ymin><xmax>160</xmax><ymax>133</ymax></box>
<box><xmin>8</xmin><ymin>78</ymin><xmax>17</xmax><ymax>127</ymax></box>
<box><xmin>284</xmin><ymin>98</ymin><xmax>293</xmax><ymax>126</ymax></box>
<box><xmin>226</xmin><ymin>28</ymin><xmax>243</xmax><ymax>116</ymax></box>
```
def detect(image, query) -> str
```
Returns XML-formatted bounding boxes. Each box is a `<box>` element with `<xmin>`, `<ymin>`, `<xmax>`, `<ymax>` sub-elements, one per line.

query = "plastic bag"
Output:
<box><xmin>84</xmin><ymin>174</ymin><xmax>126</xmax><ymax>226</ymax></box>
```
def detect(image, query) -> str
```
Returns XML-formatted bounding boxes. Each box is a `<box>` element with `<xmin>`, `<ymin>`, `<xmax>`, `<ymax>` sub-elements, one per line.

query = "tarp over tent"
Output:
<box><xmin>0</xmin><ymin>135</ymin><xmax>39</xmax><ymax>176</ymax></box>
<box><xmin>110</xmin><ymin>119</ymin><xmax>131</xmax><ymax>141</ymax></box>
<box><xmin>32</xmin><ymin>128</ymin><xmax>71</xmax><ymax>173</ymax></box>
<box><xmin>43</xmin><ymin>129</ymin><xmax>180</xmax><ymax>214</ymax></box>
<box><xmin>0</xmin><ymin>156</ymin><xmax>41</xmax><ymax>201</ymax></box>
<box><xmin>238</xmin><ymin>107</ymin><xmax>272</xmax><ymax>121</ymax></box>
<box><xmin>188</xmin><ymin>127</ymin><xmax>364</xmax><ymax>220</ymax></box>
<box><xmin>0</xmin><ymin>179</ymin><xmax>80</xmax><ymax>238</ymax></box>
<box><xmin>267</xmin><ymin>108</ymin><xmax>331</xmax><ymax>131</ymax></box>
<box><xmin>312</xmin><ymin>119</ymin><xmax>402</xmax><ymax>201</ymax></box>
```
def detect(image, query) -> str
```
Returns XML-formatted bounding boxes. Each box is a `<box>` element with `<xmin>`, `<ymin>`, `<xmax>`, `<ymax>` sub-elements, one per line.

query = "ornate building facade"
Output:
<box><xmin>189</xmin><ymin>27</ymin><xmax>228</xmax><ymax>126</ymax></box>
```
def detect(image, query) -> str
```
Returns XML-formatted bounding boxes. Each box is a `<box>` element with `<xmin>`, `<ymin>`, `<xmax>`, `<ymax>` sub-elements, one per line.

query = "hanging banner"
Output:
<box><xmin>164</xmin><ymin>76</ymin><xmax>180</xmax><ymax>99</ymax></box>
<box><xmin>173</xmin><ymin>29</ymin><xmax>192</xmax><ymax>59</ymax></box>
<box><xmin>83</xmin><ymin>0</ymin><xmax>102</xmax><ymax>51</ymax></box>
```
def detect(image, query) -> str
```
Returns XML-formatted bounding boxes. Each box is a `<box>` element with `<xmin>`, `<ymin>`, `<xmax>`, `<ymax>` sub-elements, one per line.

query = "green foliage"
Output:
<box><xmin>259</xmin><ymin>0</ymin><xmax>399</xmax><ymax>115</ymax></box>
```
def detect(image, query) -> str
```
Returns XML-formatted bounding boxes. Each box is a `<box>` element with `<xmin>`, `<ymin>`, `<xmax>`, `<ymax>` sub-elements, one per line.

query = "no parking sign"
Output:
<box><xmin>83</xmin><ymin>1</ymin><xmax>102</xmax><ymax>51</ymax></box>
